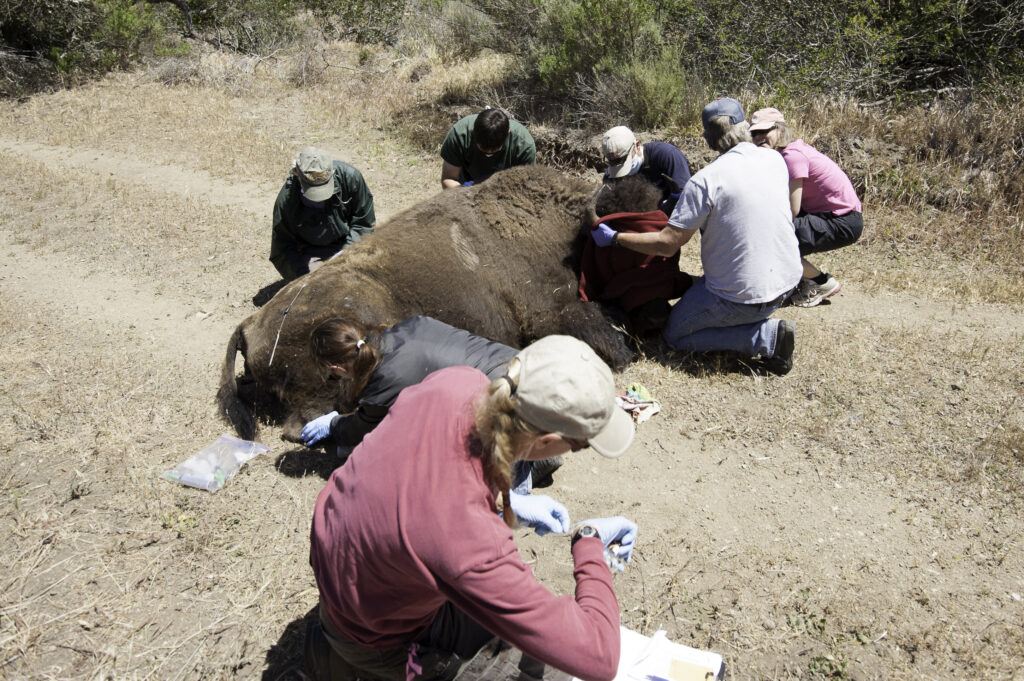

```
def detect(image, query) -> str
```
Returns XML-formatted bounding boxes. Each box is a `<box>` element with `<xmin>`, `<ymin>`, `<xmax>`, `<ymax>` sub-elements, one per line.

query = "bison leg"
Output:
<box><xmin>554</xmin><ymin>301</ymin><xmax>634</xmax><ymax>370</ymax></box>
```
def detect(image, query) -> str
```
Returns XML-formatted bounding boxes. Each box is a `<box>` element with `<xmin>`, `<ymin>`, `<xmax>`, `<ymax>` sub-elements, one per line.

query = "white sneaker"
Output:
<box><xmin>791</xmin><ymin>276</ymin><xmax>842</xmax><ymax>308</ymax></box>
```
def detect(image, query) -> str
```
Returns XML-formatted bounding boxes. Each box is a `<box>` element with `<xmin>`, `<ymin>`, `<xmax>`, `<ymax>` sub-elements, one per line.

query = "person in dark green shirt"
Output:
<box><xmin>270</xmin><ymin>147</ymin><xmax>376</xmax><ymax>281</ymax></box>
<box><xmin>440</xmin><ymin>109</ymin><xmax>536</xmax><ymax>190</ymax></box>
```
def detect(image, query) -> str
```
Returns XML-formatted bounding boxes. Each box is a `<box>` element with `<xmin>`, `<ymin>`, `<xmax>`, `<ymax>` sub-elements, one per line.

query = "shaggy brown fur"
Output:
<box><xmin>219</xmin><ymin>165</ymin><xmax>639</xmax><ymax>439</ymax></box>
<box><xmin>593</xmin><ymin>175</ymin><xmax>664</xmax><ymax>218</ymax></box>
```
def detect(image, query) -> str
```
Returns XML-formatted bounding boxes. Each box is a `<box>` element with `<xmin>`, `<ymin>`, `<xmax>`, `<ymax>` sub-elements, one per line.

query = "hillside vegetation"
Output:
<box><xmin>1</xmin><ymin>2</ymin><xmax>1024</xmax><ymax>680</ymax></box>
<box><xmin>3</xmin><ymin>0</ymin><xmax>1022</xmax><ymax>285</ymax></box>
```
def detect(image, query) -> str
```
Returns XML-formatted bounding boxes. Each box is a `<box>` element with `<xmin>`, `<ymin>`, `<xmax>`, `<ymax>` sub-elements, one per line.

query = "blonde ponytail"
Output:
<box><xmin>474</xmin><ymin>360</ymin><xmax>538</xmax><ymax>528</ymax></box>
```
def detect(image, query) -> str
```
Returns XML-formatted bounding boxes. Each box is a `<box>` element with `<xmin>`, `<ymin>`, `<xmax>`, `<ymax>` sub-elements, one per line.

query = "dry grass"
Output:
<box><xmin>0</xmin><ymin>151</ymin><xmax>269</xmax><ymax>304</ymax></box>
<box><xmin>790</xmin><ymin>93</ymin><xmax>1024</xmax><ymax>277</ymax></box>
<box><xmin>1</xmin><ymin>37</ymin><xmax>1023</xmax><ymax>680</ymax></box>
<box><xmin>0</xmin><ymin>296</ymin><xmax>321</xmax><ymax>678</ymax></box>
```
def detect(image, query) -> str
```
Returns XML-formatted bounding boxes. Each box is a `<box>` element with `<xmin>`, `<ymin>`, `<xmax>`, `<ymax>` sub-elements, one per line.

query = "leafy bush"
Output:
<box><xmin>0</xmin><ymin>0</ymin><xmax>175</xmax><ymax>95</ymax></box>
<box><xmin>572</xmin><ymin>49</ymin><xmax>702</xmax><ymax>130</ymax></box>
<box><xmin>532</xmin><ymin>0</ymin><xmax>660</xmax><ymax>90</ymax></box>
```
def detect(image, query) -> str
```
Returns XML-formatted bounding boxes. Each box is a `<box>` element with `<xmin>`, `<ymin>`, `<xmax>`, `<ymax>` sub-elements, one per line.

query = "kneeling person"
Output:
<box><xmin>270</xmin><ymin>147</ymin><xmax>376</xmax><ymax>282</ymax></box>
<box><xmin>590</xmin><ymin>98</ymin><xmax>802</xmax><ymax>375</ymax></box>
<box><xmin>750</xmin><ymin>108</ymin><xmax>863</xmax><ymax>307</ymax></box>
<box><xmin>304</xmin><ymin>336</ymin><xmax>637</xmax><ymax>681</ymax></box>
<box><xmin>301</xmin><ymin>315</ymin><xmax>563</xmax><ymax>488</ymax></box>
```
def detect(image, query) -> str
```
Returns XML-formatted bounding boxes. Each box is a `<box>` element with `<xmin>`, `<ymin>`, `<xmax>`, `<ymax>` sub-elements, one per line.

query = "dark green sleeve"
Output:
<box><xmin>269</xmin><ymin>182</ymin><xmax>302</xmax><ymax>280</ymax></box>
<box><xmin>339</xmin><ymin>166</ymin><xmax>376</xmax><ymax>247</ymax></box>
<box><xmin>440</xmin><ymin>122</ymin><xmax>470</xmax><ymax>168</ymax></box>
<box><xmin>513</xmin><ymin>126</ymin><xmax>537</xmax><ymax>165</ymax></box>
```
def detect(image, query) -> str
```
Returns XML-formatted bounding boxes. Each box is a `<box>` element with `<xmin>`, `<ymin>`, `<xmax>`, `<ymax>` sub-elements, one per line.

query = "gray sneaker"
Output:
<box><xmin>791</xmin><ymin>276</ymin><xmax>842</xmax><ymax>308</ymax></box>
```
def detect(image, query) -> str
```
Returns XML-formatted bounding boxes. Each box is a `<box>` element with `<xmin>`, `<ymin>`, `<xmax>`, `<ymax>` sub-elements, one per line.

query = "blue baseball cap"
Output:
<box><xmin>701</xmin><ymin>98</ymin><xmax>745</xmax><ymax>127</ymax></box>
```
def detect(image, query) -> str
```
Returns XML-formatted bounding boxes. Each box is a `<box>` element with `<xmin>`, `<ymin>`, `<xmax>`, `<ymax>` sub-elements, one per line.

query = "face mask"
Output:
<box><xmin>623</xmin><ymin>155</ymin><xmax>643</xmax><ymax>176</ymax></box>
<box><xmin>300</xmin><ymin>193</ymin><xmax>329</xmax><ymax>209</ymax></box>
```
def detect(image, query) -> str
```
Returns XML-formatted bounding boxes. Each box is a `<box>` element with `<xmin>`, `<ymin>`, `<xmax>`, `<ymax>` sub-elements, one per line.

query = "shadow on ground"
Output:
<box><xmin>263</xmin><ymin>606</ymin><xmax>317</xmax><ymax>680</ymax></box>
<box><xmin>634</xmin><ymin>336</ymin><xmax>777</xmax><ymax>378</ymax></box>
<box><xmin>275</xmin><ymin>446</ymin><xmax>341</xmax><ymax>480</ymax></box>
<box><xmin>253</xmin><ymin>279</ymin><xmax>288</xmax><ymax>308</ymax></box>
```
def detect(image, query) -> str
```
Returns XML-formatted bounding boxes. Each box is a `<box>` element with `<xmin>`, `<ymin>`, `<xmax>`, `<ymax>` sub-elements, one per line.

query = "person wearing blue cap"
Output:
<box><xmin>589</xmin><ymin>98</ymin><xmax>802</xmax><ymax>375</ymax></box>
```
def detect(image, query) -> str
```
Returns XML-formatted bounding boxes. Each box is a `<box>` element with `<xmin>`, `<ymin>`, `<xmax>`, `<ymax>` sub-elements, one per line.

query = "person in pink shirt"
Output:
<box><xmin>750</xmin><ymin>108</ymin><xmax>864</xmax><ymax>307</ymax></box>
<box><xmin>304</xmin><ymin>335</ymin><xmax>638</xmax><ymax>681</ymax></box>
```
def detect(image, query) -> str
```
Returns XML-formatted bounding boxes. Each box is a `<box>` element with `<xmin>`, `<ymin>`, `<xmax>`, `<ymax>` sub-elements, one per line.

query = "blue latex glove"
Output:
<box><xmin>509</xmin><ymin>491</ymin><xmax>570</xmax><ymax>536</ymax></box>
<box><xmin>462</xmin><ymin>180</ymin><xmax>475</xmax><ymax>187</ymax></box>
<box><xmin>301</xmin><ymin>411</ymin><xmax>338</xmax><ymax>446</ymax></box>
<box><xmin>590</xmin><ymin>222</ymin><xmax>617</xmax><ymax>248</ymax></box>
<box><xmin>580</xmin><ymin>516</ymin><xmax>638</xmax><ymax>564</ymax></box>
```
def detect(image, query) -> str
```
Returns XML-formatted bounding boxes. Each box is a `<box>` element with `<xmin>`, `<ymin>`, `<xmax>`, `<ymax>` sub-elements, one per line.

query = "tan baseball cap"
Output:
<box><xmin>602</xmin><ymin>126</ymin><xmax>639</xmax><ymax>179</ymax></box>
<box><xmin>511</xmin><ymin>335</ymin><xmax>635</xmax><ymax>458</ymax></box>
<box><xmin>294</xmin><ymin>147</ymin><xmax>336</xmax><ymax>202</ymax></box>
<box><xmin>749</xmin><ymin>107</ymin><xmax>785</xmax><ymax>132</ymax></box>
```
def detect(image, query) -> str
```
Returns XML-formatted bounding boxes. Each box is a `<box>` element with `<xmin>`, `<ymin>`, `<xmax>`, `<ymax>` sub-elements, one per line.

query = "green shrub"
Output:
<box><xmin>394</xmin><ymin>0</ymin><xmax>499</xmax><ymax>64</ymax></box>
<box><xmin>93</xmin><ymin>0</ymin><xmax>164</xmax><ymax>70</ymax></box>
<box><xmin>436</xmin><ymin>1</ymin><xmax>497</xmax><ymax>62</ymax></box>
<box><xmin>573</xmin><ymin>50</ymin><xmax>702</xmax><ymax>130</ymax></box>
<box><xmin>533</xmin><ymin>0</ymin><xmax>660</xmax><ymax>90</ymax></box>
<box><xmin>0</xmin><ymin>0</ymin><xmax>178</xmax><ymax>94</ymax></box>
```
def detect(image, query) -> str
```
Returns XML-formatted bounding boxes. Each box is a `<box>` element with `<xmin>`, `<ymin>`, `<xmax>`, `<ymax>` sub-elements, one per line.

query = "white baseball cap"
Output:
<box><xmin>601</xmin><ymin>126</ymin><xmax>640</xmax><ymax>179</ymax></box>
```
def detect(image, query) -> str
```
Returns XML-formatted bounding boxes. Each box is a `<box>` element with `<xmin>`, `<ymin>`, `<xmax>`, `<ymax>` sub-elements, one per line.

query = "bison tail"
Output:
<box><xmin>217</xmin><ymin>322</ymin><xmax>257</xmax><ymax>440</ymax></box>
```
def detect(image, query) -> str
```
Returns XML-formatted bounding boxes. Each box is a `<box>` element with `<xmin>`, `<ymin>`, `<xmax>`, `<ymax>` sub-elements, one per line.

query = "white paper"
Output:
<box><xmin>573</xmin><ymin>626</ymin><xmax>723</xmax><ymax>681</ymax></box>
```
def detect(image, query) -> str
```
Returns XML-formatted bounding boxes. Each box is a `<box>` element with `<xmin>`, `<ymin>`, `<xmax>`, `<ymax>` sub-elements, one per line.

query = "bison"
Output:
<box><xmin>218</xmin><ymin>165</ymin><xmax>670</xmax><ymax>440</ymax></box>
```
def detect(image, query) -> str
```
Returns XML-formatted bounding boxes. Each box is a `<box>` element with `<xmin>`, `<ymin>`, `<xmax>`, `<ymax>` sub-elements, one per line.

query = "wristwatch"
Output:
<box><xmin>572</xmin><ymin>524</ymin><xmax>599</xmax><ymax>546</ymax></box>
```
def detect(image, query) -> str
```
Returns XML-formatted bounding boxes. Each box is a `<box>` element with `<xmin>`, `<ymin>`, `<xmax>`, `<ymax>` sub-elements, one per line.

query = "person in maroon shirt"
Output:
<box><xmin>305</xmin><ymin>336</ymin><xmax>638</xmax><ymax>681</ymax></box>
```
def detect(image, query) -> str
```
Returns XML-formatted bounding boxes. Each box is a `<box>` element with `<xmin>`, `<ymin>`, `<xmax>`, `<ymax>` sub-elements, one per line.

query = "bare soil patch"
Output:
<box><xmin>1</xmin><ymin>56</ymin><xmax>1022</xmax><ymax>680</ymax></box>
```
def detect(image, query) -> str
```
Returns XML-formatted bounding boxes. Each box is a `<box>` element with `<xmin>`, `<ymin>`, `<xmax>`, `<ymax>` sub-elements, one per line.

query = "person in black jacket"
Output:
<box><xmin>300</xmin><ymin>315</ymin><xmax>562</xmax><ymax>489</ymax></box>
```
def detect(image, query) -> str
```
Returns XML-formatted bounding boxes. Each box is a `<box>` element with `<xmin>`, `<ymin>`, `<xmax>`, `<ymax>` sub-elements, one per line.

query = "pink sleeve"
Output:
<box><xmin>441</xmin><ymin>538</ymin><xmax>620</xmax><ymax>681</ymax></box>
<box><xmin>782</xmin><ymin>147</ymin><xmax>809</xmax><ymax>181</ymax></box>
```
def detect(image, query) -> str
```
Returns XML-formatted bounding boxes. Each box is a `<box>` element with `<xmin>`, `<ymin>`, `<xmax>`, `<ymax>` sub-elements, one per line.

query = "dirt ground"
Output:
<box><xmin>1</xmin><ymin>52</ymin><xmax>1022</xmax><ymax>680</ymax></box>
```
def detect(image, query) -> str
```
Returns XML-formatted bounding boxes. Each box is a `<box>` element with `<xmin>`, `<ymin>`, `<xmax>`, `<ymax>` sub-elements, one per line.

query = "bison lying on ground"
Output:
<box><xmin>219</xmin><ymin>165</ymin><xmax>662</xmax><ymax>439</ymax></box>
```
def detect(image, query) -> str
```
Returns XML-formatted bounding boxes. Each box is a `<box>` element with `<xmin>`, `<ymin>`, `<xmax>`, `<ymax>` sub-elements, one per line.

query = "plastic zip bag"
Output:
<box><xmin>162</xmin><ymin>434</ymin><xmax>270</xmax><ymax>492</ymax></box>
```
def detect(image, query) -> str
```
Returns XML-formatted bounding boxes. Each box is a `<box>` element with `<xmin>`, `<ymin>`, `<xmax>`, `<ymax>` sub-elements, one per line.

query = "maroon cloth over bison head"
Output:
<box><xmin>578</xmin><ymin>210</ymin><xmax>692</xmax><ymax>312</ymax></box>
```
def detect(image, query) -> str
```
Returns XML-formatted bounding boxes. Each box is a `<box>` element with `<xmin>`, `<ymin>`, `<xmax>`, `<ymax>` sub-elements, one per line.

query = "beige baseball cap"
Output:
<box><xmin>601</xmin><ymin>126</ymin><xmax>639</xmax><ymax>179</ymax></box>
<box><xmin>294</xmin><ymin>147</ymin><xmax>336</xmax><ymax>202</ymax></box>
<box><xmin>749</xmin><ymin>107</ymin><xmax>785</xmax><ymax>132</ymax></box>
<box><xmin>511</xmin><ymin>335</ymin><xmax>634</xmax><ymax>458</ymax></box>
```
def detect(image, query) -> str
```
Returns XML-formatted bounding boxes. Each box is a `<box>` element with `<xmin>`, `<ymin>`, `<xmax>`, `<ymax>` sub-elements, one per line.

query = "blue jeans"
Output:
<box><xmin>663</xmin><ymin>277</ymin><xmax>785</xmax><ymax>357</ymax></box>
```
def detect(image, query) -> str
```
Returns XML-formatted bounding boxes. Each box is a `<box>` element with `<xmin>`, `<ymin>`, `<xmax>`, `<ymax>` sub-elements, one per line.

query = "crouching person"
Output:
<box><xmin>749</xmin><ymin>108</ymin><xmax>864</xmax><ymax>307</ymax></box>
<box><xmin>301</xmin><ymin>315</ymin><xmax>562</xmax><ymax>488</ymax></box>
<box><xmin>270</xmin><ymin>147</ymin><xmax>376</xmax><ymax>282</ymax></box>
<box><xmin>304</xmin><ymin>336</ymin><xmax>638</xmax><ymax>681</ymax></box>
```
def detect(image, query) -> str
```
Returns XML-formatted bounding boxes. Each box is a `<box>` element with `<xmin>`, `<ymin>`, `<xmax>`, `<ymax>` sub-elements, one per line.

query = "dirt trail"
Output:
<box><xmin>0</xmin><ymin>238</ymin><xmax>231</xmax><ymax>363</ymax></box>
<box><xmin>1</xmin><ymin>81</ymin><xmax>1022</xmax><ymax>681</ymax></box>
<box><xmin>0</xmin><ymin>136</ymin><xmax>273</xmax><ymax>219</ymax></box>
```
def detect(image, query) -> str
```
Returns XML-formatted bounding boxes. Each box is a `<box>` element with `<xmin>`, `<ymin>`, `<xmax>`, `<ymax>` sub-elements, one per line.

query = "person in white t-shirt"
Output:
<box><xmin>589</xmin><ymin>98</ymin><xmax>802</xmax><ymax>375</ymax></box>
